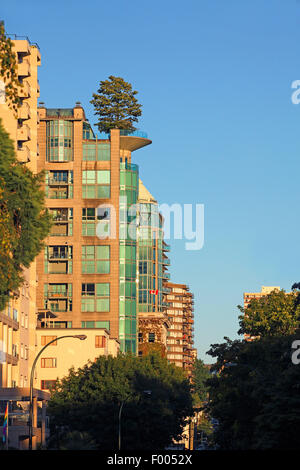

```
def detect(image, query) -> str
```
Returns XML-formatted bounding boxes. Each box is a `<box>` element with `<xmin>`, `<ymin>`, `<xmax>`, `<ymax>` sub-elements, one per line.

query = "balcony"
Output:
<box><xmin>19</xmin><ymin>81</ymin><xmax>30</xmax><ymax>98</ymax></box>
<box><xmin>17</xmin><ymin>124</ymin><xmax>30</xmax><ymax>142</ymax></box>
<box><xmin>162</xmin><ymin>259</ymin><xmax>171</xmax><ymax>266</ymax></box>
<box><xmin>162</xmin><ymin>242</ymin><xmax>171</xmax><ymax>252</ymax></box>
<box><xmin>17</xmin><ymin>145</ymin><xmax>30</xmax><ymax>163</ymax></box>
<box><xmin>18</xmin><ymin>102</ymin><xmax>31</xmax><ymax>120</ymax></box>
<box><xmin>18</xmin><ymin>59</ymin><xmax>30</xmax><ymax>77</ymax></box>
<box><xmin>162</xmin><ymin>287</ymin><xmax>172</xmax><ymax>294</ymax></box>
<box><xmin>119</xmin><ymin>129</ymin><xmax>152</xmax><ymax>152</ymax></box>
<box><xmin>162</xmin><ymin>272</ymin><xmax>170</xmax><ymax>280</ymax></box>
<box><xmin>46</xmin><ymin>290</ymin><xmax>68</xmax><ymax>298</ymax></box>
<box><xmin>48</xmin><ymin>250</ymin><xmax>70</xmax><ymax>260</ymax></box>
<box><xmin>47</xmin><ymin>262</ymin><xmax>69</xmax><ymax>274</ymax></box>
<box><xmin>48</xmin><ymin>178</ymin><xmax>69</xmax><ymax>185</ymax></box>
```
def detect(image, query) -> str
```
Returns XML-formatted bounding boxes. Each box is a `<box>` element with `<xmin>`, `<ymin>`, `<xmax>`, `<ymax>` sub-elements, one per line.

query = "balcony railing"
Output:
<box><xmin>48</xmin><ymin>178</ymin><xmax>69</xmax><ymax>185</ymax></box>
<box><xmin>120</xmin><ymin>162</ymin><xmax>139</xmax><ymax>172</ymax></box>
<box><xmin>119</xmin><ymin>129</ymin><xmax>148</xmax><ymax>139</ymax></box>
<box><xmin>162</xmin><ymin>242</ymin><xmax>171</xmax><ymax>251</ymax></box>
<box><xmin>48</xmin><ymin>253</ymin><xmax>70</xmax><ymax>260</ymax></box>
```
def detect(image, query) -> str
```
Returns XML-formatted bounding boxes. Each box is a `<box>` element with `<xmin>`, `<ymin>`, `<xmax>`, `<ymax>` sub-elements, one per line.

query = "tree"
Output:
<box><xmin>206</xmin><ymin>334</ymin><xmax>300</xmax><ymax>450</ymax></box>
<box><xmin>47</xmin><ymin>351</ymin><xmax>194</xmax><ymax>451</ymax></box>
<box><xmin>0</xmin><ymin>120</ymin><xmax>52</xmax><ymax>310</ymax></box>
<box><xmin>238</xmin><ymin>288</ymin><xmax>300</xmax><ymax>338</ymax></box>
<box><xmin>90</xmin><ymin>75</ymin><xmax>142</xmax><ymax>134</ymax></box>
<box><xmin>191</xmin><ymin>358</ymin><xmax>211</xmax><ymax>405</ymax></box>
<box><xmin>0</xmin><ymin>22</ymin><xmax>22</xmax><ymax>113</ymax></box>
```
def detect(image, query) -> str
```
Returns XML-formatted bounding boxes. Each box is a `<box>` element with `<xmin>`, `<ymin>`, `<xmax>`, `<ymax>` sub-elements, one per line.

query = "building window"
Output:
<box><xmin>49</xmin><ymin>208</ymin><xmax>73</xmax><ymax>236</ymax></box>
<box><xmin>45</xmin><ymin>170</ymin><xmax>73</xmax><ymax>199</ymax></box>
<box><xmin>138</xmin><ymin>332</ymin><xmax>143</xmax><ymax>343</ymax></box>
<box><xmin>44</xmin><ymin>246</ymin><xmax>73</xmax><ymax>274</ymax></box>
<box><xmin>82</xmin><ymin>170</ymin><xmax>110</xmax><ymax>199</ymax></box>
<box><xmin>44</xmin><ymin>283</ymin><xmax>73</xmax><ymax>312</ymax></box>
<box><xmin>95</xmin><ymin>336</ymin><xmax>106</xmax><ymax>348</ymax></box>
<box><xmin>82</xmin><ymin>246</ymin><xmax>110</xmax><ymax>274</ymax></box>
<box><xmin>41</xmin><ymin>380</ymin><xmax>56</xmax><ymax>390</ymax></box>
<box><xmin>81</xmin><ymin>283</ymin><xmax>110</xmax><ymax>312</ymax></box>
<box><xmin>148</xmin><ymin>333</ymin><xmax>155</xmax><ymax>343</ymax></box>
<box><xmin>41</xmin><ymin>336</ymin><xmax>57</xmax><ymax>346</ymax></box>
<box><xmin>83</xmin><ymin>142</ymin><xmax>110</xmax><ymax>161</ymax></box>
<box><xmin>46</xmin><ymin>120</ymin><xmax>73</xmax><ymax>162</ymax></box>
<box><xmin>41</xmin><ymin>358</ymin><xmax>57</xmax><ymax>368</ymax></box>
<box><xmin>82</xmin><ymin>207</ymin><xmax>111</xmax><ymax>237</ymax></box>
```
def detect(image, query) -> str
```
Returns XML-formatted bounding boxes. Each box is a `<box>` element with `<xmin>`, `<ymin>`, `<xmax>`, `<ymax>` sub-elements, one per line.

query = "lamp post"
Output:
<box><xmin>118</xmin><ymin>390</ymin><xmax>152</xmax><ymax>451</ymax></box>
<box><xmin>28</xmin><ymin>334</ymin><xmax>87</xmax><ymax>450</ymax></box>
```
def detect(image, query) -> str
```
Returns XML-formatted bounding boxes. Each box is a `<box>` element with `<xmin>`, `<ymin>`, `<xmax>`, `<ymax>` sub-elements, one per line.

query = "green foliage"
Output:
<box><xmin>238</xmin><ymin>289</ymin><xmax>300</xmax><ymax>337</ymax></box>
<box><xmin>47</xmin><ymin>351</ymin><xmax>194</xmax><ymax>451</ymax></box>
<box><xmin>0</xmin><ymin>23</ymin><xmax>22</xmax><ymax>113</ymax></box>
<box><xmin>191</xmin><ymin>358</ymin><xmax>210</xmax><ymax>405</ymax></box>
<box><xmin>207</xmin><ymin>335</ymin><xmax>300</xmax><ymax>449</ymax></box>
<box><xmin>0</xmin><ymin>119</ymin><xmax>52</xmax><ymax>310</ymax></box>
<box><xmin>90</xmin><ymin>75</ymin><xmax>142</xmax><ymax>134</ymax></box>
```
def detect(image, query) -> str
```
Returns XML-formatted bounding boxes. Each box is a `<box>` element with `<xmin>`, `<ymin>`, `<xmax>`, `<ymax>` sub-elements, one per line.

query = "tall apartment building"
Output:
<box><xmin>35</xmin><ymin>105</ymin><xmax>151</xmax><ymax>362</ymax></box>
<box><xmin>0</xmin><ymin>33</ymin><xmax>50</xmax><ymax>450</ymax></box>
<box><xmin>0</xmin><ymin>35</ymin><xmax>41</xmax><ymax>388</ymax></box>
<box><xmin>137</xmin><ymin>181</ymin><xmax>170</xmax><ymax>356</ymax></box>
<box><xmin>165</xmin><ymin>282</ymin><xmax>195</xmax><ymax>376</ymax></box>
<box><xmin>243</xmin><ymin>286</ymin><xmax>280</xmax><ymax>309</ymax></box>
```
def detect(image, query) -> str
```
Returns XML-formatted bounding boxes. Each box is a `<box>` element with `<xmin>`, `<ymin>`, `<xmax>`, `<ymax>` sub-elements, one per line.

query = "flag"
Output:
<box><xmin>2</xmin><ymin>402</ymin><xmax>8</xmax><ymax>443</ymax></box>
<box><xmin>149</xmin><ymin>289</ymin><xmax>158</xmax><ymax>295</ymax></box>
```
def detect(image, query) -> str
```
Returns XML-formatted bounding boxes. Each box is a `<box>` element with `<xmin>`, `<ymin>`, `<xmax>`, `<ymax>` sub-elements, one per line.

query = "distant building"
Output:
<box><xmin>165</xmin><ymin>283</ymin><xmax>195</xmax><ymax>376</ymax></box>
<box><xmin>243</xmin><ymin>286</ymin><xmax>281</xmax><ymax>340</ymax></box>
<box><xmin>137</xmin><ymin>181</ymin><xmax>170</xmax><ymax>357</ymax></box>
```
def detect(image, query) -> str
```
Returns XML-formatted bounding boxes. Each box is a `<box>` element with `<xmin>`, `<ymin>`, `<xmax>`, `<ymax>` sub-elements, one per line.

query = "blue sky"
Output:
<box><xmin>3</xmin><ymin>0</ymin><xmax>300</xmax><ymax>362</ymax></box>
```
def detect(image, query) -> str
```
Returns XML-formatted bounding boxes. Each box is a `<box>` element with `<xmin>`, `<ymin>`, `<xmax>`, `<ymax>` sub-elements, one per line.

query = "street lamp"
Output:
<box><xmin>28</xmin><ymin>334</ymin><xmax>87</xmax><ymax>450</ymax></box>
<box><xmin>118</xmin><ymin>390</ymin><xmax>152</xmax><ymax>451</ymax></box>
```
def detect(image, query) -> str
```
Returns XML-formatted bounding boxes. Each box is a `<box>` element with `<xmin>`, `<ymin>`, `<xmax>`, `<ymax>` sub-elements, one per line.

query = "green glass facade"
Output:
<box><xmin>46</xmin><ymin>120</ymin><xmax>73</xmax><ymax>161</ymax></box>
<box><xmin>119</xmin><ymin>162</ymin><xmax>139</xmax><ymax>353</ymax></box>
<box><xmin>138</xmin><ymin>202</ymin><xmax>164</xmax><ymax>313</ymax></box>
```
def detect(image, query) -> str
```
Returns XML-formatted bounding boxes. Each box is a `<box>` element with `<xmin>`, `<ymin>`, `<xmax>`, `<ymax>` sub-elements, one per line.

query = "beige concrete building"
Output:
<box><xmin>0</xmin><ymin>33</ymin><xmax>49</xmax><ymax>450</ymax></box>
<box><xmin>243</xmin><ymin>285</ymin><xmax>281</xmax><ymax>309</ymax></box>
<box><xmin>35</xmin><ymin>327</ymin><xmax>119</xmax><ymax>391</ymax></box>
<box><xmin>0</xmin><ymin>35</ymin><xmax>41</xmax><ymax>389</ymax></box>
<box><xmin>165</xmin><ymin>282</ymin><xmax>195</xmax><ymax>376</ymax></box>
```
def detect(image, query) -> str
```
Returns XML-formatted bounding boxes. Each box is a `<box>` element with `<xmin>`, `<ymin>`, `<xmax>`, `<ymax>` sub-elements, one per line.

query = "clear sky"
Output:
<box><xmin>3</xmin><ymin>0</ymin><xmax>300</xmax><ymax>362</ymax></box>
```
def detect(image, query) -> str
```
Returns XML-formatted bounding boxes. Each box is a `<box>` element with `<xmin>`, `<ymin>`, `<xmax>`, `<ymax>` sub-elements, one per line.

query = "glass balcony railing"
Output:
<box><xmin>119</xmin><ymin>129</ymin><xmax>148</xmax><ymax>139</ymax></box>
<box><xmin>120</xmin><ymin>162</ymin><xmax>139</xmax><ymax>172</ymax></box>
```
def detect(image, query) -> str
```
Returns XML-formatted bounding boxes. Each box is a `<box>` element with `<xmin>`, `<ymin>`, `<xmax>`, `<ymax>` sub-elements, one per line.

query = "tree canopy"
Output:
<box><xmin>206</xmin><ymin>335</ymin><xmax>300</xmax><ymax>450</ymax></box>
<box><xmin>47</xmin><ymin>352</ymin><xmax>194</xmax><ymax>451</ymax></box>
<box><xmin>0</xmin><ymin>120</ymin><xmax>51</xmax><ymax>310</ymax></box>
<box><xmin>191</xmin><ymin>358</ymin><xmax>211</xmax><ymax>405</ymax></box>
<box><xmin>90</xmin><ymin>75</ymin><xmax>142</xmax><ymax>134</ymax></box>
<box><xmin>238</xmin><ymin>288</ymin><xmax>300</xmax><ymax>337</ymax></box>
